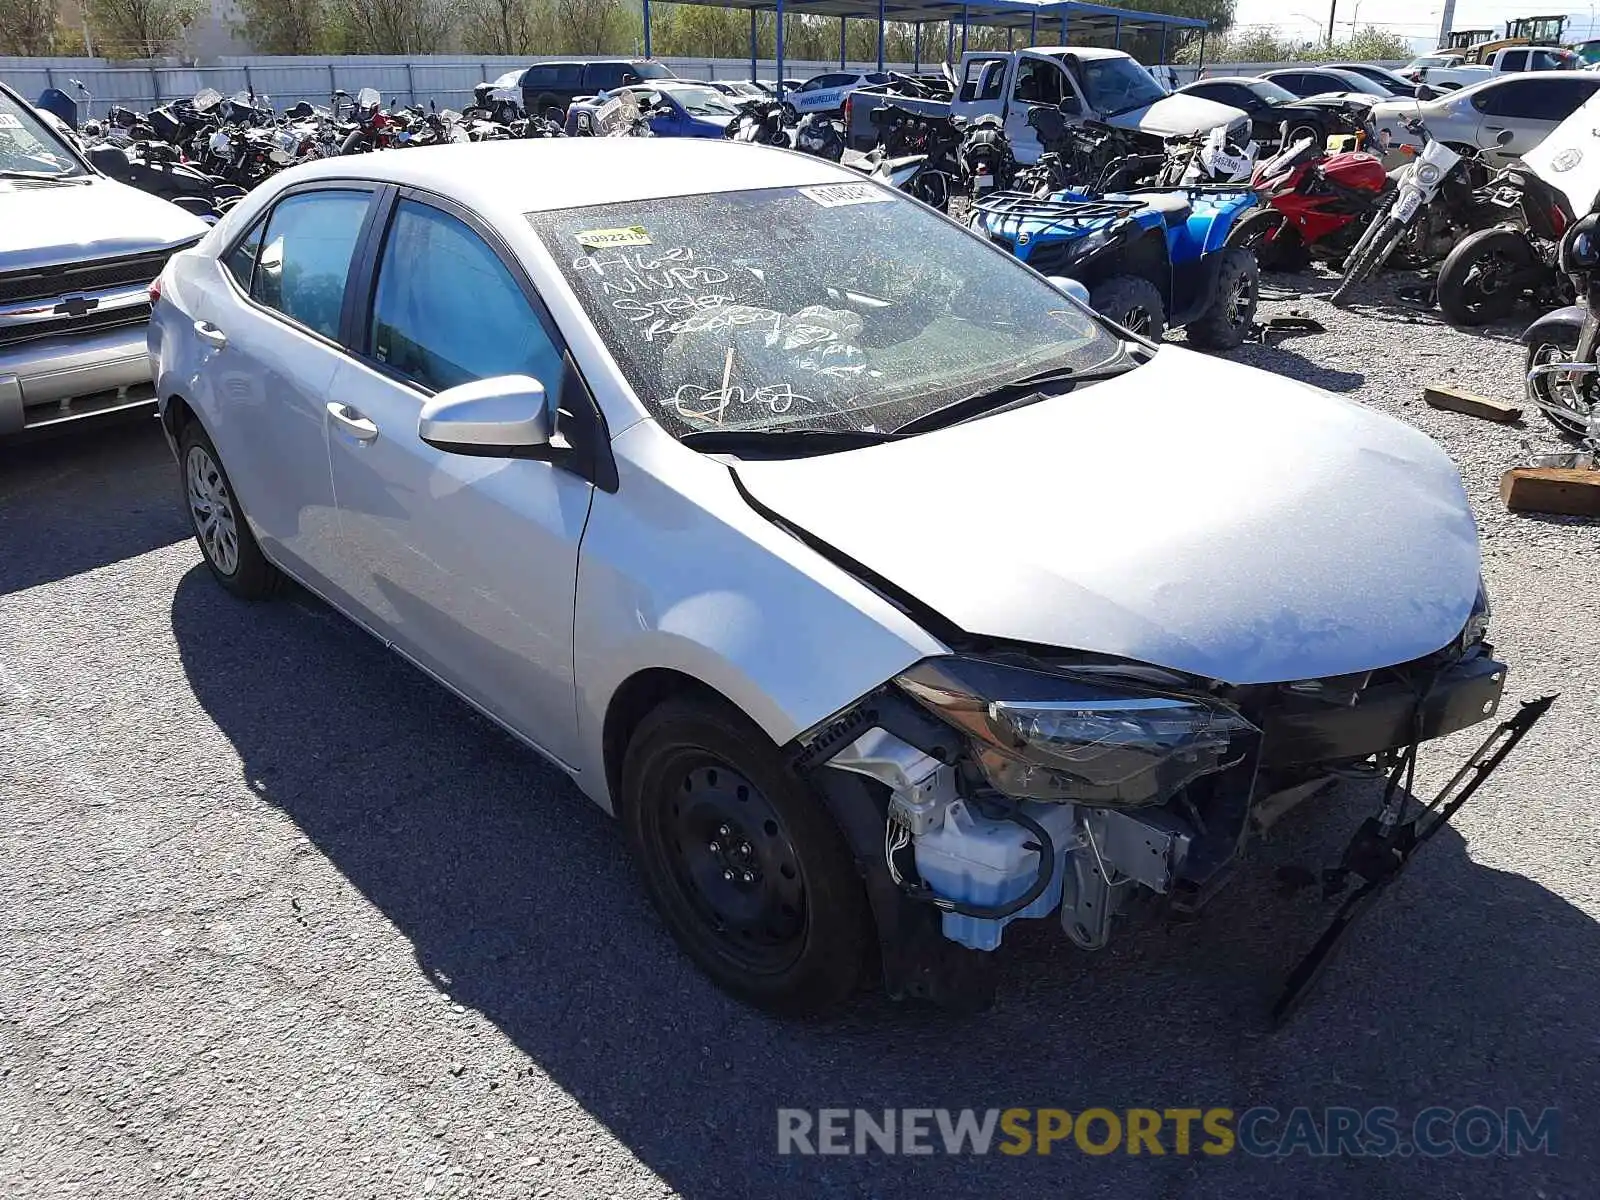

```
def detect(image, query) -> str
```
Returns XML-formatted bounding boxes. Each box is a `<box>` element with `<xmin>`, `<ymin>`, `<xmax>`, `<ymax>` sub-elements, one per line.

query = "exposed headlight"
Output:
<box><xmin>1416</xmin><ymin>162</ymin><xmax>1442</xmax><ymax>186</ymax></box>
<box><xmin>895</xmin><ymin>657</ymin><xmax>1257</xmax><ymax>807</ymax></box>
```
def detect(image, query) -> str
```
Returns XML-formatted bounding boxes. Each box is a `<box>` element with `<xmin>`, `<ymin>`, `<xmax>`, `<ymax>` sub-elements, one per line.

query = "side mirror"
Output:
<box><xmin>418</xmin><ymin>375</ymin><xmax>554</xmax><ymax>457</ymax></box>
<box><xmin>1496</xmin><ymin>127</ymin><xmax>1515</xmax><ymax>147</ymax></box>
<box><xmin>1048</xmin><ymin>276</ymin><xmax>1092</xmax><ymax>305</ymax></box>
<box><xmin>1059</xmin><ymin>94</ymin><xmax>1082</xmax><ymax>116</ymax></box>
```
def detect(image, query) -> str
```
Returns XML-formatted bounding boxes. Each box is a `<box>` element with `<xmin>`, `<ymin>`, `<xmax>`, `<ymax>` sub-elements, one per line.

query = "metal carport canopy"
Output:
<box><xmin>637</xmin><ymin>0</ymin><xmax>1210</xmax><ymax>85</ymax></box>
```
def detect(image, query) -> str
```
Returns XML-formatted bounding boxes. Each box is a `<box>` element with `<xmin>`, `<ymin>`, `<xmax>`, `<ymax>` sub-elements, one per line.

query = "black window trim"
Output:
<box><xmin>345</xmin><ymin>184</ymin><xmax>618</xmax><ymax>491</ymax></box>
<box><xmin>215</xmin><ymin>178</ymin><xmax>383</xmax><ymax>353</ymax></box>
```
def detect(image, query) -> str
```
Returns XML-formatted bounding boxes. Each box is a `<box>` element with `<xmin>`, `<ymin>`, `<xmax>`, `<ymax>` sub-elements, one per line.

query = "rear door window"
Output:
<box><xmin>960</xmin><ymin>58</ymin><xmax>1007</xmax><ymax>102</ymax></box>
<box><xmin>248</xmin><ymin>189</ymin><xmax>370</xmax><ymax>339</ymax></box>
<box><xmin>523</xmin><ymin>65</ymin><xmax>558</xmax><ymax>88</ymax></box>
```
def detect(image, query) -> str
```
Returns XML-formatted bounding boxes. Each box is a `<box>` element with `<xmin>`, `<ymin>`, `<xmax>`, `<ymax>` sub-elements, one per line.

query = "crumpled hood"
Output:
<box><xmin>732</xmin><ymin>347</ymin><xmax>1481</xmax><ymax>686</ymax></box>
<box><xmin>0</xmin><ymin>176</ymin><xmax>207</xmax><ymax>274</ymax></box>
<box><xmin>1108</xmin><ymin>93</ymin><xmax>1246</xmax><ymax>139</ymax></box>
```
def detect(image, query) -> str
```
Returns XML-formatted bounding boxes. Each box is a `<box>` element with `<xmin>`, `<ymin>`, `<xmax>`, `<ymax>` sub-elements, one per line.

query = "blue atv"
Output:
<box><xmin>971</xmin><ymin>186</ymin><xmax>1261</xmax><ymax>351</ymax></box>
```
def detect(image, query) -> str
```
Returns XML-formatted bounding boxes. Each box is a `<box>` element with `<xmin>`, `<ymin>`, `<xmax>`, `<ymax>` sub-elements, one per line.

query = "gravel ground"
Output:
<box><xmin>2</xmin><ymin>268</ymin><xmax>1597</xmax><ymax>1199</ymax></box>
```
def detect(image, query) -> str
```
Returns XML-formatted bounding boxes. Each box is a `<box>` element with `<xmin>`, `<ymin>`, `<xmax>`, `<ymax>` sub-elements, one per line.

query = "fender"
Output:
<box><xmin>1520</xmin><ymin>304</ymin><xmax>1587</xmax><ymax>348</ymax></box>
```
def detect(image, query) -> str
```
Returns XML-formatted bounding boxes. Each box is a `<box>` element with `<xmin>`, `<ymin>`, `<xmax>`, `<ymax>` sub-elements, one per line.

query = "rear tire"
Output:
<box><xmin>1185</xmin><ymin>247</ymin><xmax>1260</xmax><ymax>351</ymax></box>
<box><xmin>1088</xmin><ymin>274</ymin><xmax>1167</xmax><ymax>341</ymax></box>
<box><xmin>178</xmin><ymin>422</ymin><xmax>281</xmax><ymax>600</ymax></box>
<box><xmin>621</xmin><ymin>697</ymin><xmax>872</xmax><ymax>1016</ymax></box>
<box><xmin>1436</xmin><ymin>227</ymin><xmax>1533</xmax><ymax>326</ymax></box>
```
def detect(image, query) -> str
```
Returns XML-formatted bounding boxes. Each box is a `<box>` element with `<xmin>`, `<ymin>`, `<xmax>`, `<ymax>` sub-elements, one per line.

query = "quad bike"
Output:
<box><xmin>971</xmin><ymin>185</ymin><xmax>1261</xmax><ymax>350</ymax></box>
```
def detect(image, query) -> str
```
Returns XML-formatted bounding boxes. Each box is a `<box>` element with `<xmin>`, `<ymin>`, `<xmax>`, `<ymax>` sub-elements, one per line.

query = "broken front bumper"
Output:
<box><xmin>1255</xmin><ymin>651</ymin><xmax>1507</xmax><ymax>769</ymax></box>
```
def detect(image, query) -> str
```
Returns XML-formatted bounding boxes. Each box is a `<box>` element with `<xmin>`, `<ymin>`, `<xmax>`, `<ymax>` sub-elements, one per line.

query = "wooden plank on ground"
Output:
<box><xmin>1500</xmin><ymin>466</ymin><xmax>1600</xmax><ymax>517</ymax></box>
<box><xmin>1424</xmin><ymin>385</ymin><xmax>1522</xmax><ymax>423</ymax></box>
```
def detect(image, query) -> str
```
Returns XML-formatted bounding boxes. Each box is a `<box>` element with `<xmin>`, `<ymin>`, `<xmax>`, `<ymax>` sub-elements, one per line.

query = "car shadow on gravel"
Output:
<box><xmin>0</xmin><ymin>416</ymin><xmax>190</xmax><ymax>596</ymax></box>
<box><xmin>170</xmin><ymin>568</ymin><xmax>1599</xmax><ymax>1200</ymax></box>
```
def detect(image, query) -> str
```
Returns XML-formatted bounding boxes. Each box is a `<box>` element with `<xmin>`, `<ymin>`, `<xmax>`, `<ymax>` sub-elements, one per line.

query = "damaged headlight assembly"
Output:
<box><xmin>894</xmin><ymin>657</ymin><xmax>1257</xmax><ymax>807</ymax></box>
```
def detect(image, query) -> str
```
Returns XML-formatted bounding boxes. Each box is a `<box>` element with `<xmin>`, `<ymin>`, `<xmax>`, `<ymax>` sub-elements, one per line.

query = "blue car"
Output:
<box><xmin>972</xmin><ymin>186</ymin><xmax>1262</xmax><ymax>350</ymax></box>
<box><xmin>567</xmin><ymin>82</ymin><xmax>739</xmax><ymax>138</ymax></box>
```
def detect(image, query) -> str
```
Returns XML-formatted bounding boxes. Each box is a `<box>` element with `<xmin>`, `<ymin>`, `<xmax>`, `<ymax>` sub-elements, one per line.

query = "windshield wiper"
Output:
<box><xmin>892</xmin><ymin>357</ymin><xmax>1135</xmax><ymax>436</ymax></box>
<box><xmin>679</xmin><ymin>427</ymin><xmax>903</xmax><ymax>457</ymax></box>
<box><xmin>0</xmin><ymin>169</ymin><xmax>74</xmax><ymax>181</ymax></box>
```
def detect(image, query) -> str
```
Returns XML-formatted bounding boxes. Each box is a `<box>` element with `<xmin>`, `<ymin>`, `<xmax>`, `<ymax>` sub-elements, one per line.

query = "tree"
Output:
<box><xmin>234</xmin><ymin>0</ymin><xmax>335</xmax><ymax>55</ymax></box>
<box><xmin>551</xmin><ymin>0</ymin><xmax>628</xmax><ymax>53</ymax></box>
<box><xmin>0</xmin><ymin>0</ymin><xmax>57</xmax><ymax>55</ymax></box>
<box><xmin>86</xmin><ymin>0</ymin><xmax>203</xmax><ymax>58</ymax></box>
<box><xmin>343</xmin><ymin>0</ymin><xmax>460</xmax><ymax>54</ymax></box>
<box><xmin>462</xmin><ymin>0</ymin><xmax>538</xmax><ymax>54</ymax></box>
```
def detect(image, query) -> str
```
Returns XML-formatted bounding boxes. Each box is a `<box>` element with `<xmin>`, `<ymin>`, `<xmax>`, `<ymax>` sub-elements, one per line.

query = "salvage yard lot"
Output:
<box><xmin>2</xmin><ymin>271</ymin><xmax>1598</xmax><ymax>1198</ymax></box>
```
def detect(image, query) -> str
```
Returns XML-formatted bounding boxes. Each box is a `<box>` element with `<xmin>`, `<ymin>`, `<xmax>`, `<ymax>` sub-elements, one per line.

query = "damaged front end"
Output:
<box><xmin>794</xmin><ymin>616</ymin><xmax>1535</xmax><ymax>1016</ymax></box>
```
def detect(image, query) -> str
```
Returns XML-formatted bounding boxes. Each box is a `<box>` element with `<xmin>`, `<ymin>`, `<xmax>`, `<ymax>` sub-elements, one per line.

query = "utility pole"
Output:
<box><xmin>1438</xmin><ymin>0</ymin><xmax>1458</xmax><ymax>48</ymax></box>
<box><xmin>1327</xmin><ymin>0</ymin><xmax>1336</xmax><ymax>43</ymax></box>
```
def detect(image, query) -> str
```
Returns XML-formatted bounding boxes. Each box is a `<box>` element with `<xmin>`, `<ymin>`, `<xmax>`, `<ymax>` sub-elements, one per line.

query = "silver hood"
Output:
<box><xmin>0</xmin><ymin>176</ymin><xmax>208</xmax><ymax>275</ymax></box>
<box><xmin>733</xmin><ymin>348</ymin><xmax>1481</xmax><ymax>686</ymax></box>
<box><xmin>1106</xmin><ymin>92</ymin><xmax>1246</xmax><ymax>139</ymax></box>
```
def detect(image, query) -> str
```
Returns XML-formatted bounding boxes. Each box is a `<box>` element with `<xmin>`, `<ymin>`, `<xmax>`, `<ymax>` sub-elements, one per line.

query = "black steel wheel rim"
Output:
<box><xmin>659</xmin><ymin>758</ymin><xmax>807</xmax><ymax>974</ymax></box>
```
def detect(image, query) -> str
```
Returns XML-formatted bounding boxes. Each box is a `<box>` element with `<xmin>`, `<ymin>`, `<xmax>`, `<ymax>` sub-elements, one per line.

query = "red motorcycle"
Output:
<box><xmin>1231</xmin><ymin>137</ymin><xmax>1391</xmax><ymax>271</ymax></box>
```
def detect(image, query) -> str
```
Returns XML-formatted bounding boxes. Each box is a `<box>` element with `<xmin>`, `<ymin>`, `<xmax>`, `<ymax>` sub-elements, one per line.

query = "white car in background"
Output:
<box><xmin>786</xmin><ymin>70</ymin><xmax>894</xmax><ymax>113</ymax></box>
<box><xmin>1372</xmin><ymin>71</ymin><xmax>1600</xmax><ymax>164</ymax></box>
<box><xmin>147</xmin><ymin>138</ymin><xmax>1507</xmax><ymax>1017</ymax></box>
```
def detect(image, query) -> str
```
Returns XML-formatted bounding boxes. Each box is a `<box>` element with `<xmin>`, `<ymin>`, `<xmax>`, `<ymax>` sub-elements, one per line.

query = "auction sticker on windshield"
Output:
<box><xmin>0</xmin><ymin>114</ymin><xmax>23</xmax><ymax>130</ymax></box>
<box><xmin>799</xmin><ymin>183</ymin><xmax>896</xmax><ymax>207</ymax></box>
<box><xmin>577</xmin><ymin>226</ymin><xmax>653</xmax><ymax>249</ymax></box>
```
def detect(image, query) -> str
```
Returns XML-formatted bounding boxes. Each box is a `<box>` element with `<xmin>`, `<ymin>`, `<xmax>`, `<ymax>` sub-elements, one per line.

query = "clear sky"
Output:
<box><xmin>1232</xmin><ymin>1</ymin><xmax>1600</xmax><ymax>48</ymax></box>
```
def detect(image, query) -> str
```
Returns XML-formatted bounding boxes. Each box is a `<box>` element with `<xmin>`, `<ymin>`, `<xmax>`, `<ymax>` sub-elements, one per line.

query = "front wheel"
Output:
<box><xmin>1331</xmin><ymin>214</ymin><xmax>1404</xmax><ymax>304</ymax></box>
<box><xmin>908</xmin><ymin>169</ymin><xmax>949</xmax><ymax>211</ymax></box>
<box><xmin>1088</xmin><ymin>275</ymin><xmax>1167</xmax><ymax>341</ymax></box>
<box><xmin>1186</xmin><ymin>247</ymin><xmax>1260</xmax><ymax>351</ymax></box>
<box><xmin>1436</xmin><ymin>227</ymin><xmax>1535</xmax><ymax>326</ymax></box>
<box><xmin>1525</xmin><ymin>338</ymin><xmax>1595</xmax><ymax>439</ymax></box>
<box><xmin>621</xmin><ymin>697</ymin><xmax>873</xmax><ymax>1016</ymax></box>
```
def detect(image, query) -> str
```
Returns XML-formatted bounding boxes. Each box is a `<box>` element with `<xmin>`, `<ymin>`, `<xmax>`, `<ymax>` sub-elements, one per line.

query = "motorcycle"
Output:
<box><xmin>955</xmin><ymin>114</ymin><xmax>1015</xmax><ymax>199</ymax></box>
<box><xmin>1332</xmin><ymin>109</ymin><xmax>1489</xmax><ymax>303</ymax></box>
<box><xmin>1522</xmin><ymin>209</ymin><xmax>1600</xmax><ymax>440</ymax></box>
<box><xmin>86</xmin><ymin>138</ymin><xmax>244</xmax><ymax>222</ymax></box>
<box><xmin>725</xmin><ymin>99</ymin><xmax>790</xmax><ymax>146</ymax></box>
<box><xmin>1230</xmin><ymin>136</ymin><xmax>1392</xmax><ymax>270</ymax></box>
<box><xmin>792</xmin><ymin>111</ymin><xmax>845</xmax><ymax>161</ymax></box>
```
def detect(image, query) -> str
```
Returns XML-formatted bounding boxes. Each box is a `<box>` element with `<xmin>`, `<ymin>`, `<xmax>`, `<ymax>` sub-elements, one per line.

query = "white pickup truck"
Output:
<box><xmin>846</xmin><ymin>47</ymin><xmax>1247</xmax><ymax>162</ymax></box>
<box><xmin>1404</xmin><ymin>45</ymin><xmax>1579</xmax><ymax>91</ymax></box>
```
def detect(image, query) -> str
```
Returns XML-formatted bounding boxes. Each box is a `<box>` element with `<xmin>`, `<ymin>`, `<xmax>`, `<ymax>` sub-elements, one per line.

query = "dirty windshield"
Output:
<box><xmin>1073</xmin><ymin>55</ymin><xmax>1168</xmax><ymax>116</ymax></box>
<box><xmin>531</xmin><ymin>185</ymin><xmax>1114</xmax><ymax>438</ymax></box>
<box><xmin>0</xmin><ymin>93</ymin><xmax>83</xmax><ymax>178</ymax></box>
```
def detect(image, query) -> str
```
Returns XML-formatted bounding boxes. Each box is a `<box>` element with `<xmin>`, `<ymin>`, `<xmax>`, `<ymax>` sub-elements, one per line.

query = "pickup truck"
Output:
<box><xmin>846</xmin><ymin>48</ymin><xmax>1248</xmax><ymax>162</ymax></box>
<box><xmin>1</xmin><ymin>82</ymin><xmax>208</xmax><ymax>440</ymax></box>
<box><xmin>1403</xmin><ymin>45</ymin><xmax>1578</xmax><ymax>91</ymax></box>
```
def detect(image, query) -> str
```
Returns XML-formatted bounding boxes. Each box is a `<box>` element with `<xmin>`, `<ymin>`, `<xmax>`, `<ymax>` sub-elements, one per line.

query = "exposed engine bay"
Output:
<box><xmin>795</xmin><ymin>629</ymin><xmax>1540</xmax><ymax>1017</ymax></box>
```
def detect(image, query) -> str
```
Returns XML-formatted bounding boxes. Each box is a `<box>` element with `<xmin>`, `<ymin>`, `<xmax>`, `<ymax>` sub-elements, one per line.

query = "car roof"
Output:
<box><xmin>1024</xmin><ymin>45</ymin><xmax>1127</xmax><ymax>61</ymax></box>
<box><xmin>277</xmin><ymin>139</ymin><xmax>856</xmax><ymax>220</ymax></box>
<box><xmin>1184</xmin><ymin>76</ymin><xmax>1263</xmax><ymax>86</ymax></box>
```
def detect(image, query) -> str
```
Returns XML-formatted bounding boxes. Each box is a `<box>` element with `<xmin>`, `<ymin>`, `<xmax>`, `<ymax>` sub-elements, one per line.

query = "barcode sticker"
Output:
<box><xmin>799</xmin><ymin>183</ymin><xmax>895</xmax><ymax>207</ymax></box>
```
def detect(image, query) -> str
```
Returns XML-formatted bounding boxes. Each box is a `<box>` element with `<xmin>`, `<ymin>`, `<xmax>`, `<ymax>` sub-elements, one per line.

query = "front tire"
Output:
<box><xmin>179</xmin><ymin>422</ymin><xmax>280</xmax><ymax>599</ymax></box>
<box><xmin>1186</xmin><ymin>247</ymin><xmax>1260</xmax><ymax>351</ymax></box>
<box><xmin>1088</xmin><ymin>274</ymin><xmax>1167</xmax><ymax>341</ymax></box>
<box><xmin>1437</xmin><ymin>227</ymin><xmax>1533</xmax><ymax>326</ymax></box>
<box><xmin>621</xmin><ymin>697</ymin><xmax>872</xmax><ymax>1016</ymax></box>
<box><xmin>1332</xmin><ymin>214</ymin><xmax>1403</xmax><ymax>304</ymax></box>
<box><xmin>1525</xmin><ymin>338</ymin><xmax>1595</xmax><ymax>439</ymax></box>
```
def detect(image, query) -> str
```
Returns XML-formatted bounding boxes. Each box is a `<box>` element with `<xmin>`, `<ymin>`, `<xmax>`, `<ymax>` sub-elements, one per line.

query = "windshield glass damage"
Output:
<box><xmin>530</xmin><ymin>185</ymin><xmax>1115</xmax><ymax>439</ymax></box>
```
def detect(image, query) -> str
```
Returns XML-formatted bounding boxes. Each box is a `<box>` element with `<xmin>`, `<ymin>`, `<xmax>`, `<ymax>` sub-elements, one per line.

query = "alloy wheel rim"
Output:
<box><xmin>1123</xmin><ymin>306</ymin><xmax>1153</xmax><ymax>335</ymax></box>
<box><xmin>1225</xmin><ymin>272</ymin><xmax>1253</xmax><ymax>326</ymax></box>
<box><xmin>664</xmin><ymin>761</ymin><xmax>806</xmax><ymax>973</ymax></box>
<box><xmin>1534</xmin><ymin>342</ymin><xmax>1595</xmax><ymax>428</ymax></box>
<box><xmin>185</xmin><ymin>445</ymin><xmax>240</xmax><ymax>576</ymax></box>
